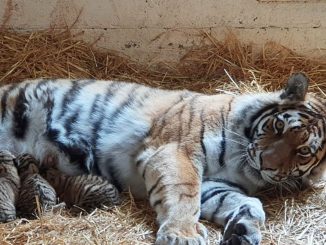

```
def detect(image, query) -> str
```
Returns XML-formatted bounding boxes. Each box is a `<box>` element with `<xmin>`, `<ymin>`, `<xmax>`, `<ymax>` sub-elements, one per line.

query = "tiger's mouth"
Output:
<box><xmin>263</xmin><ymin>172</ymin><xmax>289</xmax><ymax>183</ymax></box>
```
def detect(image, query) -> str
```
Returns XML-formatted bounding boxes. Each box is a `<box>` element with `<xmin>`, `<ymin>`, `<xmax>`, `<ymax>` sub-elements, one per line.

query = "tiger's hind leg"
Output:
<box><xmin>137</xmin><ymin>143</ymin><xmax>207</xmax><ymax>245</ymax></box>
<box><xmin>200</xmin><ymin>179</ymin><xmax>265</xmax><ymax>245</ymax></box>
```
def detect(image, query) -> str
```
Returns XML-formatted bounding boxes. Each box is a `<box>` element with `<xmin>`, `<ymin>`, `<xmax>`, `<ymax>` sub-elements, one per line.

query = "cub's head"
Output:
<box><xmin>43</xmin><ymin>167</ymin><xmax>62</xmax><ymax>187</ymax></box>
<box><xmin>16</xmin><ymin>153</ymin><xmax>40</xmax><ymax>178</ymax></box>
<box><xmin>246</xmin><ymin>73</ymin><xmax>326</xmax><ymax>184</ymax></box>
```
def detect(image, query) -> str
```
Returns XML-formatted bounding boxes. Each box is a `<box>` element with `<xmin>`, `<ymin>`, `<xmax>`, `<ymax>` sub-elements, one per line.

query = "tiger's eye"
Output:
<box><xmin>298</xmin><ymin>146</ymin><xmax>311</xmax><ymax>155</ymax></box>
<box><xmin>275</xmin><ymin>120</ymin><xmax>284</xmax><ymax>131</ymax></box>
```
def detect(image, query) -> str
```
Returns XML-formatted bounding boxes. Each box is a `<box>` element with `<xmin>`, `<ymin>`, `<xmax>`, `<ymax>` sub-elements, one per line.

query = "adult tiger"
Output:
<box><xmin>0</xmin><ymin>73</ymin><xmax>325</xmax><ymax>244</ymax></box>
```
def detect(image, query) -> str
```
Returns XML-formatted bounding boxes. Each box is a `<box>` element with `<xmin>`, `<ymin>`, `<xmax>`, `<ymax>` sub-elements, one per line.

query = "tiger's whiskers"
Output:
<box><xmin>223</xmin><ymin>128</ymin><xmax>250</xmax><ymax>143</ymax></box>
<box><xmin>223</xmin><ymin>137</ymin><xmax>248</xmax><ymax>147</ymax></box>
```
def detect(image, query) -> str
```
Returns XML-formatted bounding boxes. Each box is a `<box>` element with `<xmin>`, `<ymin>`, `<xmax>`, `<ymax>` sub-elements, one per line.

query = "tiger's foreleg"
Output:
<box><xmin>200</xmin><ymin>179</ymin><xmax>265</xmax><ymax>245</ymax></box>
<box><xmin>137</xmin><ymin>143</ymin><xmax>207</xmax><ymax>245</ymax></box>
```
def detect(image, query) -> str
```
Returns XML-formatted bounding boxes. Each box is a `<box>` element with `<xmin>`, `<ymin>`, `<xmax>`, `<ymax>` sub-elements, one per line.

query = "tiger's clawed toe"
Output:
<box><xmin>155</xmin><ymin>234</ymin><xmax>206</xmax><ymax>245</ymax></box>
<box><xmin>155</xmin><ymin>222</ymin><xmax>208</xmax><ymax>245</ymax></box>
<box><xmin>221</xmin><ymin>234</ymin><xmax>251</xmax><ymax>245</ymax></box>
<box><xmin>221</xmin><ymin>221</ymin><xmax>261</xmax><ymax>245</ymax></box>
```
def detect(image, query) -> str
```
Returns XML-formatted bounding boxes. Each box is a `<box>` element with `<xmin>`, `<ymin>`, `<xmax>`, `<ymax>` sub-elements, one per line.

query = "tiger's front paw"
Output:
<box><xmin>221</xmin><ymin>220</ymin><xmax>261</xmax><ymax>245</ymax></box>
<box><xmin>156</xmin><ymin>222</ymin><xmax>208</xmax><ymax>245</ymax></box>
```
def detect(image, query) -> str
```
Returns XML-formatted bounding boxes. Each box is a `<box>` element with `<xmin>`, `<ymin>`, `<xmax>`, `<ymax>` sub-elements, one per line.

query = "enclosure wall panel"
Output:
<box><xmin>1</xmin><ymin>0</ymin><xmax>326</xmax><ymax>62</ymax></box>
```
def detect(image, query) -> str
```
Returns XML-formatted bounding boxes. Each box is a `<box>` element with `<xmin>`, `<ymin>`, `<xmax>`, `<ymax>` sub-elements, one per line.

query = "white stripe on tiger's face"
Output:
<box><xmin>246</xmin><ymin>107</ymin><xmax>326</xmax><ymax>183</ymax></box>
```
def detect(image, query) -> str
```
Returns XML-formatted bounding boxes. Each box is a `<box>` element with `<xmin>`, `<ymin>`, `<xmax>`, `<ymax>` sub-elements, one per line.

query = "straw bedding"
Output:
<box><xmin>0</xmin><ymin>30</ymin><xmax>325</xmax><ymax>245</ymax></box>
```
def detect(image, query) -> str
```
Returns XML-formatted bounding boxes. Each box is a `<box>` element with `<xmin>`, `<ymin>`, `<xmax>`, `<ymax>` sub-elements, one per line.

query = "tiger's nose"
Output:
<box><xmin>261</xmin><ymin>150</ymin><xmax>287</xmax><ymax>170</ymax></box>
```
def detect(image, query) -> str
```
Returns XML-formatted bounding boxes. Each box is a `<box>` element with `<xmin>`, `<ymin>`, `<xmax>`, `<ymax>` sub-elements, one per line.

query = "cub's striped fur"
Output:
<box><xmin>43</xmin><ymin>167</ymin><xmax>121</xmax><ymax>212</ymax></box>
<box><xmin>16</xmin><ymin>154</ymin><xmax>57</xmax><ymax>217</ymax></box>
<box><xmin>0</xmin><ymin>150</ymin><xmax>20</xmax><ymax>222</ymax></box>
<box><xmin>0</xmin><ymin>73</ymin><xmax>325</xmax><ymax>244</ymax></box>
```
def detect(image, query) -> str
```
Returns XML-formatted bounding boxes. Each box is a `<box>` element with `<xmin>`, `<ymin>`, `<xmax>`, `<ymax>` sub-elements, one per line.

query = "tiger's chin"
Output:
<box><xmin>260</xmin><ymin>169</ymin><xmax>301</xmax><ymax>186</ymax></box>
<box><xmin>259</xmin><ymin>173</ymin><xmax>307</xmax><ymax>192</ymax></box>
<box><xmin>261</xmin><ymin>170</ymin><xmax>325</xmax><ymax>191</ymax></box>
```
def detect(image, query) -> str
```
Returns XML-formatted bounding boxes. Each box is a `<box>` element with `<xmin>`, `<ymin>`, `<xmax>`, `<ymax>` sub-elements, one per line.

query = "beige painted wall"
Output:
<box><xmin>1</xmin><ymin>0</ymin><xmax>326</xmax><ymax>62</ymax></box>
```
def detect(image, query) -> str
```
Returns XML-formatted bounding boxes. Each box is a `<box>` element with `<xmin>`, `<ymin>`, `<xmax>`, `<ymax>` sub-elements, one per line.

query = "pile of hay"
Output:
<box><xmin>0</xmin><ymin>30</ymin><xmax>325</xmax><ymax>245</ymax></box>
<box><xmin>1</xmin><ymin>30</ymin><xmax>326</xmax><ymax>94</ymax></box>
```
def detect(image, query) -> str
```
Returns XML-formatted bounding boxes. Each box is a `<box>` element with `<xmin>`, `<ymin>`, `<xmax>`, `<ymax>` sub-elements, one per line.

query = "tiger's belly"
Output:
<box><xmin>52</xmin><ymin>114</ymin><xmax>150</xmax><ymax>199</ymax></box>
<box><xmin>98</xmin><ymin>154</ymin><xmax>147</xmax><ymax>199</ymax></box>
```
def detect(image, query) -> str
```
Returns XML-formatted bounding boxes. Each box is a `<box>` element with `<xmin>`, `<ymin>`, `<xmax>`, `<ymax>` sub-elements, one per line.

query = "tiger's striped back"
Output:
<box><xmin>44</xmin><ymin>168</ymin><xmax>121</xmax><ymax>212</ymax></box>
<box><xmin>0</xmin><ymin>150</ymin><xmax>20</xmax><ymax>222</ymax></box>
<box><xmin>16</xmin><ymin>154</ymin><xmax>57</xmax><ymax>217</ymax></box>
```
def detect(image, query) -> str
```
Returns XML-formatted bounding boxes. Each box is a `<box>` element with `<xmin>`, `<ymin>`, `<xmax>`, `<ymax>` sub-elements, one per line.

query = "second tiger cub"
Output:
<box><xmin>16</xmin><ymin>154</ymin><xmax>57</xmax><ymax>217</ymax></box>
<box><xmin>44</xmin><ymin>167</ymin><xmax>121</xmax><ymax>212</ymax></box>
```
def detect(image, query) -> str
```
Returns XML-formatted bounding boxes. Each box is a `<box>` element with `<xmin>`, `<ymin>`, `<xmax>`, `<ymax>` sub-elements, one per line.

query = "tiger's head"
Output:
<box><xmin>246</xmin><ymin>73</ymin><xmax>326</xmax><ymax>184</ymax></box>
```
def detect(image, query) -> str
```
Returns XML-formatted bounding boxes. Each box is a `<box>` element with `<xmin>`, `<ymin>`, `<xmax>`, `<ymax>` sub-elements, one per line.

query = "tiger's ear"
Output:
<box><xmin>280</xmin><ymin>73</ymin><xmax>309</xmax><ymax>101</ymax></box>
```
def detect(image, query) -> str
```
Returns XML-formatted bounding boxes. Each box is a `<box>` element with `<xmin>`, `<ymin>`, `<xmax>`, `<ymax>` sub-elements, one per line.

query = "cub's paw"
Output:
<box><xmin>0</xmin><ymin>214</ymin><xmax>16</xmax><ymax>223</ymax></box>
<box><xmin>221</xmin><ymin>220</ymin><xmax>262</xmax><ymax>245</ymax></box>
<box><xmin>156</xmin><ymin>222</ymin><xmax>207</xmax><ymax>245</ymax></box>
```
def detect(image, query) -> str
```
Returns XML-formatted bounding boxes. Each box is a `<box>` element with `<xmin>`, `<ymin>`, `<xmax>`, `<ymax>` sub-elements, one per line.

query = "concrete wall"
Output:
<box><xmin>1</xmin><ymin>0</ymin><xmax>326</xmax><ymax>62</ymax></box>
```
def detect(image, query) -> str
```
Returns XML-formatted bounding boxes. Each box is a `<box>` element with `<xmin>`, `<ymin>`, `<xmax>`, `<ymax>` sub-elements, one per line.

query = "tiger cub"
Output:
<box><xmin>43</xmin><ymin>167</ymin><xmax>121</xmax><ymax>213</ymax></box>
<box><xmin>0</xmin><ymin>150</ymin><xmax>20</xmax><ymax>222</ymax></box>
<box><xmin>16</xmin><ymin>154</ymin><xmax>57</xmax><ymax>217</ymax></box>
